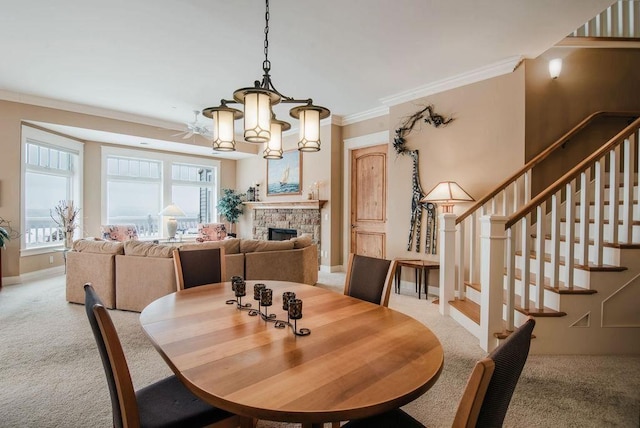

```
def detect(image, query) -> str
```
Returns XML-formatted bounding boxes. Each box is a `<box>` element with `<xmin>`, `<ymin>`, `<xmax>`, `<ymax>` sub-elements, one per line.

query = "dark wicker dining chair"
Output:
<box><xmin>343</xmin><ymin>253</ymin><xmax>398</xmax><ymax>307</ymax></box>
<box><xmin>342</xmin><ymin>318</ymin><xmax>536</xmax><ymax>428</ymax></box>
<box><xmin>84</xmin><ymin>283</ymin><xmax>240</xmax><ymax>428</ymax></box>
<box><xmin>173</xmin><ymin>247</ymin><xmax>226</xmax><ymax>290</ymax></box>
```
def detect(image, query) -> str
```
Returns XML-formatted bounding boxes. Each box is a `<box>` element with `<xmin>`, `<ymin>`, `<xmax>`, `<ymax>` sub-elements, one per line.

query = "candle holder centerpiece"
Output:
<box><xmin>227</xmin><ymin>282</ymin><xmax>310</xmax><ymax>336</ymax></box>
<box><xmin>226</xmin><ymin>276</ymin><xmax>252</xmax><ymax>310</ymax></box>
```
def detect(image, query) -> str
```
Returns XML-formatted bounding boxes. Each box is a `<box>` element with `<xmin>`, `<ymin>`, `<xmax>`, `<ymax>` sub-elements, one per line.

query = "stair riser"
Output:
<box><xmin>559</xmin><ymin>223</ymin><xmax>640</xmax><ymax>242</ymax></box>
<box><xmin>574</xmin><ymin>204</ymin><xmax>639</xmax><ymax>219</ymax></box>
<box><xmin>514</xmin><ymin>255</ymin><xmax>592</xmax><ymax>288</ymax></box>
<box><xmin>538</xmin><ymin>240</ymin><xmax>620</xmax><ymax>265</ymax></box>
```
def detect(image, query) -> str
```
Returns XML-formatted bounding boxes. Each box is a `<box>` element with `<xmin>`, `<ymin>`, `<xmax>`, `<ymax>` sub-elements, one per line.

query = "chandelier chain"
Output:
<box><xmin>263</xmin><ymin>0</ymin><xmax>270</xmax><ymax>72</ymax></box>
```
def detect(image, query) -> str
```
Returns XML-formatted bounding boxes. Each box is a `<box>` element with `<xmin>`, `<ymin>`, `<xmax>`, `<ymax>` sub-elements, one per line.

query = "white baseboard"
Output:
<box><xmin>319</xmin><ymin>264</ymin><xmax>344</xmax><ymax>273</ymax></box>
<box><xmin>2</xmin><ymin>266</ymin><xmax>65</xmax><ymax>285</ymax></box>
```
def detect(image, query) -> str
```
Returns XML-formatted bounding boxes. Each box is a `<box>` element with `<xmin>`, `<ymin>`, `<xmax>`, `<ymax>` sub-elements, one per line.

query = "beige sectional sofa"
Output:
<box><xmin>66</xmin><ymin>235</ymin><xmax>318</xmax><ymax>312</ymax></box>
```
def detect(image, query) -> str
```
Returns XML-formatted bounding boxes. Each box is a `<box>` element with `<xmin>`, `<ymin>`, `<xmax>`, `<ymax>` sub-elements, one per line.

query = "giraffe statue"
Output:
<box><xmin>406</xmin><ymin>149</ymin><xmax>425</xmax><ymax>252</ymax></box>
<box><xmin>393</xmin><ymin>104</ymin><xmax>453</xmax><ymax>253</ymax></box>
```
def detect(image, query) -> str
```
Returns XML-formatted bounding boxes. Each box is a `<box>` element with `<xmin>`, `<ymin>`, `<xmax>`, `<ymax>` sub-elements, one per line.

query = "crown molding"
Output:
<box><xmin>379</xmin><ymin>55</ymin><xmax>524</xmax><ymax>107</ymax></box>
<box><xmin>341</xmin><ymin>106</ymin><xmax>389</xmax><ymax>126</ymax></box>
<box><xmin>0</xmin><ymin>90</ymin><xmax>184</xmax><ymax>131</ymax></box>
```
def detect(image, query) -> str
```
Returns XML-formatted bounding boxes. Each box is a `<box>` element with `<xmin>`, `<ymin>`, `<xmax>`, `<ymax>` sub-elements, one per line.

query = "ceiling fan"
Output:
<box><xmin>172</xmin><ymin>110</ymin><xmax>213</xmax><ymax>140</ymax></box>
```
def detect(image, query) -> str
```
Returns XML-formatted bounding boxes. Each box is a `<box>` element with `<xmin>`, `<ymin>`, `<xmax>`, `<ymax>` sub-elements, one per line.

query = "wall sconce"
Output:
<box><xmin>549</xmin><ymin>58</ymin><xmax>562</xmax><ymax>79</ymax></box>
<box><xmin>421</xmin><ymin>181</ymin><xmax>474</xmax><ymax>213</ymax></box>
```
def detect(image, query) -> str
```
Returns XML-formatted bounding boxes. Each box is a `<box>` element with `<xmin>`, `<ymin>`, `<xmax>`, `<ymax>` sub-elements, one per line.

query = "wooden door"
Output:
<box><xmin>350</xmin><ymin>144</ymin><xmax>387</xmax><ymax>258</ymax></box>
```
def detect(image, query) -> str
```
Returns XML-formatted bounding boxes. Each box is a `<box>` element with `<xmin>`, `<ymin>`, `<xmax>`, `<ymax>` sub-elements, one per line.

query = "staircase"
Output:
<box><xmin>438</xmin><ymin>111</ymin><xmax>640</xmax><ymax>354</ymax></box>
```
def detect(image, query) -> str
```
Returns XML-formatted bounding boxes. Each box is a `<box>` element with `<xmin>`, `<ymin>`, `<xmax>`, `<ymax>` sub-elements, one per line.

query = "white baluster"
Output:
<box><xmin>622</xmin><ymin>138</ymin><xmax>634</xmax><ymax>243</ymax></box>
<box><xmin>469</xmin><ymin>212</ymin><xmax>478</xmax><ymax>286</ymax></box>
<box><xmin>520</xmin><ymin>214</ymin><xmax>531</xmax><ymax>311</ymax></box>
<box><xmin>579</xmin><ymin>170</ymin><xmax>591</xmax><ymax>265</ymax></box>
<box><xmin>549</xmin><ymin>193</ymin><xmax>560</xmax><ymax>288</ymax></box>
<box><xmin>457</xmin><ymin>220</ymin><xmax>466</xmax><ymax>301</ymax></box>
<box><xmin>609</xmin><ymin>145</ymin><xmax>621</xmax><ymax>244</ymax></box>
<box><xmin>505</xmin><ymin>228</ymin><xmax>516</xmax><ymax>332</ymax></box>
<box><xmin>535</xmin><ymin>203</ymin><xmax>546</xmax><ymax>310</ymax></box>
<box><xmin>593</xmin><ymin>159</ymin><xmax>605</xmax><ymax>265</ymax></box>
<box><xmin>564</xmin><ymin>181</ymin><xmax>576</xmax><ymax>289</ymax></box>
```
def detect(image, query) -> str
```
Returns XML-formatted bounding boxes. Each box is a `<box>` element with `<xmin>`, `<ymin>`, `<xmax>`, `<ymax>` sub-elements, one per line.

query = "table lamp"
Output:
<box><xmin>421</xmin><ymin>181</ymin><xmax>474</xmax><ymax>213</ymax></box>
<box><xmin>159</xmin><ymin>203</ymin><xmax>185</xmax><ymax>239</ymax></box>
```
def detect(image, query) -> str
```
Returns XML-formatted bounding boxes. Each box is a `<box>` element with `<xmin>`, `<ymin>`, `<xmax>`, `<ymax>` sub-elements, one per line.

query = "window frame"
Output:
<box><xmin>101</xmin><ymin>146</ymin><xmax>220</xmax><ymax>240</ymax></box>
<box><xmin>20</xmin><ymin>126</ymin><xmax>84</xmax><ymax>255</ymax></box>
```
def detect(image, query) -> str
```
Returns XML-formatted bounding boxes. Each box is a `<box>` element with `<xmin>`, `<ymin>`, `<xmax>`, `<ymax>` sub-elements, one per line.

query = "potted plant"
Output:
<box><xmin>217</xmin><ymin>189</ymin><xmax>245</xmax><ymax>237</ymax></box>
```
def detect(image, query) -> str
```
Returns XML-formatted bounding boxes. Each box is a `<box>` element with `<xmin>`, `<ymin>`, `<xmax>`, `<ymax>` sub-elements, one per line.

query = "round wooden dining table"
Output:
<box><xmin>140</xmin><ymin>281</ymin><xmax>444</xmax><ymax>427</ymax></box>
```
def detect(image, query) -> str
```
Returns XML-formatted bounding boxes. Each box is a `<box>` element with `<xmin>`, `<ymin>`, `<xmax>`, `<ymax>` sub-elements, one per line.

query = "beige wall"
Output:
<box><xmin>235</xmin><ymin>123</ymin><xmax>341</xmax><ymax>267</ymax></box>
<box><xmin>341</xmin><ymin>68</ymin><xmax>525</xmax><ymax>272</ymax></box>
<box><xmin>525</xmin><ymin>48</ymin><xmax>640</xmax><ymax>194</ymax></box>
<box><xmin>0</xmin><ymin>100</ymin><xmax>235</xmax><ymax>279</ymax></box>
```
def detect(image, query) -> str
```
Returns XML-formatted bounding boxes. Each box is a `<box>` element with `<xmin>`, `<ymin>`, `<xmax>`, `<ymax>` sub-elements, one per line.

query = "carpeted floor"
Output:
<box><xmin>0</xmin><ymin>272</ymin><xmax>638</xmax><ymax>427</ymax></box>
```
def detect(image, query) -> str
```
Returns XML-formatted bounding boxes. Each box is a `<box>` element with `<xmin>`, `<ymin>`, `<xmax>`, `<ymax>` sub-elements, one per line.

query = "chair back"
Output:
<box><xmin>84</xmin><ymin>284</ymin><xmax>139</xmax><ymax>428</ymax></box>
<box><xmin>452</xmin><ymin>358</ymin><xmax>495</xmax><ymax>428</ymax></box>
<box><xmin>475</xmin><ymin>317</ymin><xmax>536</xmax><ymax>427</ymax></box>
<box><xmin>344</xmin><ymin>253</ymin><xmax>397</xmax><ymax>307</ymax></box>
<box><xmin>173</xmin><ymin>247</ymin><xmax>226</xmax><ymax>290</ymax></box>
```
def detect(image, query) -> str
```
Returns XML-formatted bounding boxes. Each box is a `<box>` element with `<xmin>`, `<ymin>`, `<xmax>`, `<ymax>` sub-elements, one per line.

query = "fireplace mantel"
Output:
<box><xmin>243</xmin><ymin>200</ymin><xmax>327</xmax><ymax>210</ymax></box>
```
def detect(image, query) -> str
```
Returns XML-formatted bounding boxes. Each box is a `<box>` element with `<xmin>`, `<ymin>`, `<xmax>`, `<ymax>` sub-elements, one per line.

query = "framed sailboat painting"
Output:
<box><xmin>267</xmin><ymin>149</ymin><xmax>302</xmax><ymax>196</ymax></box>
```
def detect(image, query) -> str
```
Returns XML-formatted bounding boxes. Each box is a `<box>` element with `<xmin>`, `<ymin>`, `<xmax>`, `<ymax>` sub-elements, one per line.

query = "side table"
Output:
<box><xmin>394</xmin><ymin>259</ymin><xmax>440</xmax><ymax>299</ymax></box>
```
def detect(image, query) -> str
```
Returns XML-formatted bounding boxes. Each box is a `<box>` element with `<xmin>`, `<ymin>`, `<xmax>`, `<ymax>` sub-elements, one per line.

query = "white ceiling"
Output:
<box><xmin>0</xmin><ymin>0</ymin><xmax>614</xmax><ymax>157</ymax></box>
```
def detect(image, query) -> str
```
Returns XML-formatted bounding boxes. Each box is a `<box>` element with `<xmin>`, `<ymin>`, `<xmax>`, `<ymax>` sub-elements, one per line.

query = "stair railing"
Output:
<box><xmin>440</xmin><ymin>112</ymin><xmax>640</xmax><ymax>351</ymax></box>
<box><xmin>570</xmin><ymin>0</ymin><xmax>640</xmax><ymax>39</ymax></box>
<box><xmin>451</xmin><ymin>111</ymin><xmax>638</xmax><ymax>304</ymax></box>
<box><xmin>501</xmin><ymin>116</ymin><xmax>640</xmax><ymax>317</ymax></box>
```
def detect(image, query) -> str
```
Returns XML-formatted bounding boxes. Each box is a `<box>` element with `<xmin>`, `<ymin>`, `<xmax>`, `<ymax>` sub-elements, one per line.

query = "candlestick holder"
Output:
<box><xmin>287</xmin><ymin>298</ymin><xmax>310</xmax><ymax>336</ymax></box>
<box><xmin>226</xmin><ymin>278</ymin><xmax>252</xmax><ymax>310</ymax></box>
<box><xmin>226</xmin><ymin>285</ymin><xmax>309</xmax><ymax>336</ymax></box>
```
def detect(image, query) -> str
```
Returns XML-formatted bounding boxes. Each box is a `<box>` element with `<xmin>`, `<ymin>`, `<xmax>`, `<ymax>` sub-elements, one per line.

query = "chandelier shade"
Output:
<box><xmin>233</xmin><ymin>87</ymin><xmax>281</xmax><ymax>143</ymax></box>
<box><xmin>203</xmin><ymin>104</ymin><xmax>243</xmax><ymax>152</ymax></box>
<box><xmin>290</xmin><ymin>103</ymin><xmax>330</xmax><ymax>152</ymax></box>
<box><xmin>263</xmin><ymin>118</ymin><xmax>291</xmax><ymax>159</ymax></box>
<box><xmin>203</xmin><ymin>0</ymin><xmax>329</xmax><ymax>158</ymax></box>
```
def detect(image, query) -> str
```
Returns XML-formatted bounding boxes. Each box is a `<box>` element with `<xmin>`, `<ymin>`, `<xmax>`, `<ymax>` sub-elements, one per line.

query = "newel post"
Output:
<box><xmin>439</xmin><ymin>213</ymin><xmax>456</xmax><ymax>316</ymax></box>
<box><xmin>479</xmin><ymin>215</ymin><xmax>507</xmax><ymax>352</ymax></box>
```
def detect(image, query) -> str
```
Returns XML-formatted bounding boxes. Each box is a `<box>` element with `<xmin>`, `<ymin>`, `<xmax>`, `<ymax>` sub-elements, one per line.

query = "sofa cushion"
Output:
<box><xmin>100</xmin><ymin>224</ymin><xmax>139</xmax><ymax>242</ymax></box>
<box><xmin>72</xmin><ymin>239</ymin><xmax>124</xmax><ymax>255</ymax></box>
<box><xmin>197</xmin><ymin>223</ymin><xmax>227</xmax><ymax>242</ymax></box>
<box><xmin>180</xmin><ymin>238</ymin><xmax>240</xmax><ymax>254</ymax></box>
<box><xmin>291</xmin><ymin>234</ymin><xmax>313</xmax><ymax>249</ymax></box>
<box><xmin>240</xmin><ymin>239</ymin><xmax>295</xmax><ymax>253</ymax></box>
<box><xmin>123</xmin><ymin>240</ymin><xmax>174</xmax><ymax>258</ymax></box>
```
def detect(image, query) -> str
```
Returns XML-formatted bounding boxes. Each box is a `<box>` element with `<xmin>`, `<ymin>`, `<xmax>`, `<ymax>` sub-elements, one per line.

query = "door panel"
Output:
<box><xmin>351</xmin><ymin>144</ymin><xmax>387</xmax><ymax>258</ymax></box>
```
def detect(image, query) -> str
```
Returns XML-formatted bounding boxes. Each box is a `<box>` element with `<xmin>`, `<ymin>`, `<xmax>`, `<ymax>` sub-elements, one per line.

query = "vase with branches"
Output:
<box><xmin>50</xmin><ymin>200</ymin><xmax>80</xmax><ymax>249</ymax></box>
<box><xmin>217</xmin><ymin>189</ymin><xmax>245</xmax><ymax>236</ymax></box>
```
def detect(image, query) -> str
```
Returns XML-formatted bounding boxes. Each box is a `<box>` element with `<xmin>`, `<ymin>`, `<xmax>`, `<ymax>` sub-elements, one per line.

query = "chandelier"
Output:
<box><xmin>202</xmin><ymin>0</ymin><xmax>330</xmax><ymax>159</ymax></box>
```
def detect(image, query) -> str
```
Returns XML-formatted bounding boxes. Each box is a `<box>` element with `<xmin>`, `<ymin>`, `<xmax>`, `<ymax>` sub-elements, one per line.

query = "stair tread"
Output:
<box><xmin>576</xmin><ymin>199</ymin><xmax>639</xmax><ymax>206</ymax></box>
<box><xmin>453</xmin><ymin>288</ymin><xmax>567</xmax><ymax>319</ymax></box>
<box><xmin>560</xmin><ymin>217</ymin><xmax>640</xmax><ymax>225</ymax></box>
<box><xmin>468</xmin><ymin>275</ymin><xmax>597</xmax><ymax>294</ymax></box>
<box><xmin>514</xmin><ymin>250</ymin><xmax>627</xmax><ymax>272</ymax></box>
<box><xmin>449</xmin><ymin>298</ymin><xmax>480</xmax><ymax>325</ymax></box>
<box><xmin>533</xmin><ymin>234</ymin><xmax>640</xmax><ymax>249</ymax></box>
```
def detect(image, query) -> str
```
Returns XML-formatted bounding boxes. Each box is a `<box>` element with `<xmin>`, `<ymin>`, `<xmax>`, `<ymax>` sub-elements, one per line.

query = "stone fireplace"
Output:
<box><xmin>244</xmin><ymin>200</ymin><xmax>326</xmax><ymax>247</ymax></box>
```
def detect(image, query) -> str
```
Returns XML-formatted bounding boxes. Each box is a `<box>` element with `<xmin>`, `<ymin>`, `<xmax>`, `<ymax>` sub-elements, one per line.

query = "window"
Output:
<box><xmin>21</xmin><ymin>127</ymin><xmax>83</xmax><ymax>251</ymax></box>
<box><xmin>102</xmin><ymin>147</ymin><xmax>219</xmax><ymax>239</ymax></box>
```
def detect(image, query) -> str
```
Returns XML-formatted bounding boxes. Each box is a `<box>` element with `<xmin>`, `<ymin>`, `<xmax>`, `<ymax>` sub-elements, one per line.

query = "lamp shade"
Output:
<box><xmin>159</xmin><ymin>203</ymin><xmax>186</xmax><ymax>217</ymax></box>
<box><xmin>234</xmin><ymin>87</ymin><xmax>280</xmax><ymax>143</ymax></box>
<box><xmin>549</xmin><ymin>58</ymin><xmax>562</xmax><ymax>79</ymax></box>
<box><xmin>421</xmin><ymin>181</ymin><xmax>474</xmax><ymax>213</ymax></box>
<box><xmin>203</xmin><ymin>104</ymin><xmax>243</xmax><ymax>152</ymax></box>
<box><xmin>290</xmin><ymin>103</ymin><xmax>330</xmax><ymax>152</ymax></box>
<box><xmin>263</xmin><ymin>118</ymin><xmax>290</xmax><ymax>159</ymax></box>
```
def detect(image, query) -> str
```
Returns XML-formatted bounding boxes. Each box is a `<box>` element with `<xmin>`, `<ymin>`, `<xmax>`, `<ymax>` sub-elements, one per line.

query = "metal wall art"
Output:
<box><xmin>392</xmin><ymin>105</ymin><xmax>453</xmax><ymax>254</ymax></box>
